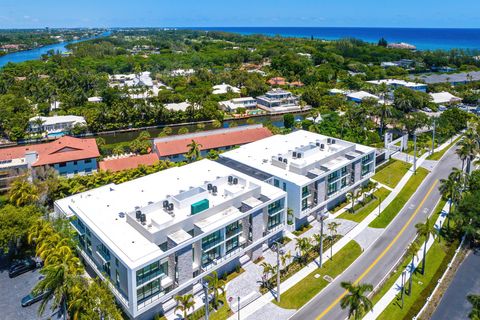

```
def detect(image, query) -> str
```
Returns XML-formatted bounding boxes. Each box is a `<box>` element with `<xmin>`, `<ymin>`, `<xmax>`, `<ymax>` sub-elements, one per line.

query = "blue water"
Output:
<box><xmin>187</xmin><ymin>27</ymin><xmax>480</xmax><ymax>51</ymax></box>
<box><xmin>0</xmin><ymin>31</ymin><xmax>111</xmax><ymax>68</ymax></box>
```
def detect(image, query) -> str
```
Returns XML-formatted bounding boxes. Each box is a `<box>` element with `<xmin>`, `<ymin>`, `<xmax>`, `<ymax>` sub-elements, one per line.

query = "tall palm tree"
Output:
<box><xmin>280</xmin><ymin>250</ymin><xmax>292</xmax><ymax>270</ymax></box>
<box><xmin>185</xmin><ymin>139</ymin><xmax>203</xmax><ymax>162</ymax></box>
<box><xmin>414</xmin><ymin>218</ymin><xmax>437</xmax><ymax>275</ymax></box>
<box><xmin>328</xmin><ymin>221</ymin><xmax>341</xmax><ymax>259</ymax></box>
<box><xmin>406</xmin><ymin>240</ymin><xmax>420</xmax><ymax>296</ymax></box>
<box><xmin>204</xmin><ymin>271</ymin><xmax>225</xmax><ymax>309</ymax></box>
<box><xmin>261</xmin><ymin>261</ymin><xmax>275</xmax><ymax>287</ymax></box>
<box><xmin>458</xmin><ymin>135</ymin><xmax>479</xmax><ymax>175</ymax></box>
<box><xmin>439</xmin><ymin>171</ymin><xmax>462</xmax><ymax>229</ymax></box>
<box><xmin>174</xmin><ymin>294</ymin><xmax>195</xmax><ymax>320</ymax></box>
<box><xmin>340</xmin><ymin>281</ymin><xmax>373</xmax><ymax>320</ymax></box>
<box><xmin>456</xmin><ymin>146</ymin><xmax>469</xmax><ymax>172</ymax></box>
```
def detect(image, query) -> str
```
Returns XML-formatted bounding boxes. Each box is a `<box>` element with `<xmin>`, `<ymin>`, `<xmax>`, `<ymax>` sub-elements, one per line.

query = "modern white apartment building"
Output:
<box><xmin>220</xmin><ymin>130</ymin><xmax>376</xmax><ymax>228</ymax></box>
<box><xmin>219</xmin><ymin>97</ymin><xmax>257</xmax><ymax>112</ymax></box>
<box><xmin>54</xmin><ymin>159</ymin><xmax>286</xmax><ymax>319</ymax></box>
<box><xmin>256</xmin><ymin>89</ymin><xmax>305</xmax><ymax>113</ymax></box>
<box><xmin>367</xmin><ymin>79</ymin><xmax>427</xmax><ymax>92</ymax></box>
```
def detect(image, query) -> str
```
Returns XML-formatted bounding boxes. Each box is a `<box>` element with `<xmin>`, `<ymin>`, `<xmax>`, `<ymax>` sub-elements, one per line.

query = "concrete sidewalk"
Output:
<box><xmin>363</xmin><ymin>201</ymin><xmax>449</xmax><ymax>320</ymax></box>
<box><xmin>227</xmin><ymin>152</ymin><xmax>432</xmax><ymax>320</ymax></box>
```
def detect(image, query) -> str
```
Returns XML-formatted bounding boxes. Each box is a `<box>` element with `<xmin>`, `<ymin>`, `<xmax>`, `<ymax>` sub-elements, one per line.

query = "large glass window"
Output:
<box><xmin>136</xmin><ymin>261</ymin><xmax>165</xmax><ymax>286</ymax></box>
<box><xmin>341</xmin><ymin>166</ymin><xmax>348</xmax><ymax>176</ymax></box>
<box><xmin>362</xmin><ymin>154</ymin><xmax>373</xmax><ymax>164</ymax></box>
<box><xmin>268</xmin><ymin>212</ymin><xmax>282</xmax><ymax>229</ymax></box>
<box><xmin>202</xmin><ymin>246</ymin><xmax>221</xmax><ymax>267</ymax></box>
<box><xmin>137</xmin><ymin>279</ymin><xmax>161</xmax><ymax>304</ymax></box>
<box><xmin>226</xmin><ymin>221</ymin><xmax>241</xmax><ymax>239</ymax></box>
<box><xmin>268</xmin><ymin>199</ymin><xmax>284</xmax><ymax>215</ymax></box>
<box><xmin>341</xmin><ymin>177</ymin><xmax>347</xmax><ymax>189</ymax></box>
<box><xmin>274</xmin><ymin>179</ymin><xmax>280</xmax><ymax>188</ymax></box>
<box><xmin>328</xmin><ymin>171</ymin><xmax>339</xmax><ymax>183</ymax></box>
<box><xmin>327</xmin><ymin>182</ymin><xmax>338</xmax><ymax>196</ymax></box>
<box><xmin>225</xmin><ymin>236</ymin><xmax>239</xmax><ymax>254</ymax></box>
<box><xmin>302</xmin><ymin>186</ymin><xmax>310</xmax><ymax>198</ymax></box>
<box><xmin>301</xmin><ymin>198</ymin><xmax>308</xmax><ymax>211</ymax></box>
<box><xmin>202</xmin><ymin>230</ymin><xmax>223</xmax><ymax>251</ymax></box>
<box><xmin>362</xmin><ymin>163</ymin><xmax>371</xmax><ymax>176</ymax></box>
<box><xmin>86</xmin><ymin>238</ymin><xmax>92</xmax><ymax>256</ymax></box>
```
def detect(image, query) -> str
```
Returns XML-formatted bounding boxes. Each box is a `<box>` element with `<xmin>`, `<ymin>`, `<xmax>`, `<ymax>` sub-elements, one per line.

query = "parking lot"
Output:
<box><xmin>0</xmin><ymin>261</ymin><xmax>58</xmax><ymax>320</ymax></box>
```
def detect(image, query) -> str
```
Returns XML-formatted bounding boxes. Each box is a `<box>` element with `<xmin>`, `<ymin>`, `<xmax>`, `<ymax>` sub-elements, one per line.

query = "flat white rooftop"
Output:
<box><xmin>221</xmin><ymin>130</ymin><xmax>375</xmax><ymax>185</ymax></box>
<box><xmin>367</xmin><ymin>79</ymin><xmax>426</xmax><ymax>88</ymax></box>
<box><xmin>55</xmin><ymin>159</ymin><xmax>283</xmax><ymax>269</ymax></box>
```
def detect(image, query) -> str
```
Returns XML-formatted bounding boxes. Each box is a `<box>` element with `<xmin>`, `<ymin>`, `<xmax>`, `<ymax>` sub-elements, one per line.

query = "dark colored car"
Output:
<box><xmin>8</xmin><ymin>259</ymin><xmax>37</xmax><ymax>278</ymax></box>
<box><xmin>21</xmin><ymin>290</ymin><xmax>50</xmax><ymax>307</ymax></box>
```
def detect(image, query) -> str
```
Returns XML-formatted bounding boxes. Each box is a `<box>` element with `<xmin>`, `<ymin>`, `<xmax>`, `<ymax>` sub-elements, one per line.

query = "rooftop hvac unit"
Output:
<box><xmin>283</xmin><ymin>158</ymin><xmax>288</xmax><ymax>164</ymax></box>
<box><xmin>297</xmin><ymin>153</ymin><xmax>302</xmax><ymax>158</ymax></box>
<box><xmin>233</xmin><ymin>177</ymin><xmax>238</xmax><ymax>185</ymax></box>
<box><xmin>293</xmin><ymin>151</ymin><xmax>297</xmax><ymax>158</ymax></box>
<box><xmin>320</xmin><ymin>144</ymin><xmax>325</xmax><ymax>150</ymax></box>
<box><xmin>332</xmin><ymin>139</ymin><xmax>336</xmax><ymax>144</ymax></box>
<box><xmin>327</xmin><ymin>138</ymin><xmax>331</xmax><ymax>144</ymax></box>
<box><xmin>168</xmin><ymin>203</ymin><xmax>174</xmax><ymax>211</ymax></box>
<box><xmin>212</xmin><ymin>186</ymin><xmax>218</xmax><ymax>194</ymax></box>
<box><xmin>228</xmin><ymin>176</ymin><xmax>233</xmax><ymax>184</ymax></box>
<box><xmin>278</xmin><ymin>157</ymin><xmax>283</xmax><ymax>162</ymax></box>
<box><xmin>140</xmin><ymin>214</ymin><xmax>146</xmax><ymax>224</ymax></box>
<box><xmin>316</xmin><ymin>142</ymin><xmax>320</xmax><ymax>147</ymax></box>
<box><xmin>148</xmin><ymin>201</ymin><xmax>154</xmax><ymax>205</ymax></box>
<box><xmin>135</xmin><ymin>210</ymin><xmax>142</xmax><ymax>220</ymax></box>
<box><xmin>207</xmin><ymin>183</ymin><xmax>213</xmax><ymax>191</ymax></box>
<box><xmin>118</xmin><ymin>212</ymin><xmax>125</xmax><ymax>218</ymax></box>
<box><xmin>163</xmin><ymin>200</ymin><xmax>169</xmax><ymax>208</ymax></box>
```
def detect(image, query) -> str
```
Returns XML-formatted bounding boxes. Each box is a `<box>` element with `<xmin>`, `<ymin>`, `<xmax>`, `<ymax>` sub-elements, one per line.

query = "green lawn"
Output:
<box><xmin>373</xmin><ymin>160</ymin><xmax>412</xmax><ymax>189</ymax></box>
<box><xmin>338</xmin><ymin>188</ymin><xmax>391</xmax><ymax>223</ymax></box>
<box><xmin>377</xmin><ymin>238</ymin><xmax>458</xmax><ymax>320</ymax></box>
<box><xmin>369</xmin><ymin>167</ymin><xmax>429</xmax><ymax>229</ymax></box>
<box><xmin>273</xmin><ymin>240</ymin><xmax>362</xmax><ymax>309</ymax></box>
<box><xmin>427</xmin><ymin>136</ymin><xmax>462</xmax><ymax>161</ymax></box>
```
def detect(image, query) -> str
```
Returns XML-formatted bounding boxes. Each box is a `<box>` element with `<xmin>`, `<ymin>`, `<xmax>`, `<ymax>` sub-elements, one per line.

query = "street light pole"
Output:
<box><xmin>413</xmin><ymin>133</ymin><xmax>417</xmax><ymax>174</ymax></box>
<box><xmin>237</xmin><ymin>296</ymin><xmax>240</xmax><ymax>320</ymax></box>
<box><xmin>276</xmin><ymin>242</ymin><xmax>281</xmax><ymax>303</ymax></box>
<box><xmin>202</xmin><ymin>279</ymin><xmax>210</xmax><ymax>320</ymax></box>
<box><xmin>401</xmin><ymin>271</ymin><xmax>406</xmax><ymax>309</ymax></box>
<box><xmin>431</xmin><ymin>120</ymin><xmax>436</xmax><ymax>154</ymax></box>
<box><xmin>319</xmin><ymin>216</ymin><xmax>324</xmax><ymax>268</ymax></box>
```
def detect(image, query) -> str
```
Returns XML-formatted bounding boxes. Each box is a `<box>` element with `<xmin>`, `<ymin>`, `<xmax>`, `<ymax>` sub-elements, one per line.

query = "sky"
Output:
<box><xmin>1</xmin><ymin>0</ymin><xmax>480</xmax><ymax>29</ymax></box>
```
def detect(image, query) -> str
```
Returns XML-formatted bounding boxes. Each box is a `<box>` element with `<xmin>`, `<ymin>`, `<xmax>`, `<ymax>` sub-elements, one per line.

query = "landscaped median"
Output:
<box><xmin>372</xmin><ymin>159</ymin><xmax>412</xmax><ymax>189</ymax></box>
<box><xmin>338</xmin><ymin>187</ymin><xmax>391</xmax><ymax>223</ymax></box>
<box><xmin>272</xmin><ymin>240</ymin><xmax>362</xmax><ymax>309</ymax></box>
<box><xmin>369</xmin><ymin>167</ymin><xmax>429</xmax><ymax>229</ymax></box>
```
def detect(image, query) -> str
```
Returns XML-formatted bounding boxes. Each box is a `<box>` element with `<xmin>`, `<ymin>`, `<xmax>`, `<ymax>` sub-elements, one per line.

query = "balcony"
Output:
<box><xmin>96</xmin><ymin>245</ymin><xmax>111</xmax><ymax>263</ymax></box>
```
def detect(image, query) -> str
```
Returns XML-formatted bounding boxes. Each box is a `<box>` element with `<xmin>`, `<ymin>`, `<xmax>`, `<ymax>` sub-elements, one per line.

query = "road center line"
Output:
<box><xmin>315</xmin><ymin>179</ymin><xmax>439</xmax><ymax>320</ymax></box>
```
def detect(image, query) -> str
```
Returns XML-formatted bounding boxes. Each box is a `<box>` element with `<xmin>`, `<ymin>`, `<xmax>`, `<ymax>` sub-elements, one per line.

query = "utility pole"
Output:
<box><xmin>431</xmin><ymin>120</ymin><xmax>436</xmax><ymax>154</ymax></box>
<box><xmin>237</xmin><ymin>296</ymin><xmax>240</xmax><ymax>320</ymax></box>
<box><xmin>401</xmin><ymin>271</ymin><xmax>406</xmax><ymax>309</ymax></box>
<box><xmin>413</xmin><ymin>133</ymin><xmax>417</xmax><ymax>174</ymax></box>
<box><xmin>378</xmin><ymin>196</ymin><xmax>381</xmax><ymax>216</ymax></box>
<box><xmin>276</xmin><ymin>242</ymin><xmax>281</xmax><ymax>303</ymax></box>
<box><xmin>202</xmin><ymin>279</ymin><xmax>210</xmax><ymax>320</ymax></box>
<box><xmin>319</xmin><ymin>215</ymin><xmax>324</xmax><ymax>268</ymax></box>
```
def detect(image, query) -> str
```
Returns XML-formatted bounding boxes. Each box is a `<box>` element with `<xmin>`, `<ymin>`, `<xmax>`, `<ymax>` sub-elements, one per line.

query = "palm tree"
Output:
<box><xmin>414</xmin><ymin>218</ymin><xmax>437</xmax><ymax>275</ymax></box>
<box><xmin>458</xmin><ymin>135</ymin><xmax>479</xmax><ymax>175</ymax></box>
<box><xmin>8</xmin><ymin>175</ymin><xmax>40</xmax><ymax>207</ymax></box>
<box><xmin>346</xmin><ymin>190</ymin><xmax>357</xmax><ymax>213</ymax></box>
<box><xmin>174</xmin><ymin>294</ymin><xmax>195</xmax><ymax>320</ymax></box>
<box><xmin>185</xmin><ymin>139</ymin><xmax>203</xmax><ymax>162</ymax></box>
<box><xmin>260</xmin><ymin>262</ymin><xmax>275</xmax><ymax>287</ymax></box>
<box><xmin>340</xmin><ymin>281</ymin><xmax>373</xmax><ymax>320</ymax></box>
<box><xmin>280</xmin><ymin>250</ymin><xmax>292</xmax><ymax>270</ymax></box>
<box><xmin>328</xmin><ymin>221</ymin><xmax>340</xmax><ymax>259</ymax></box>
<box><xmin>406</xmin><ymin>241</ymin><xmax>420</xmax><ymax>296</ymax></box>
<box><xmin>205</xmin><ymin>271</ymin><xmax>225</xmax><ymax>309</ymax></box>
<box><xmin>295</xmin><ymin>237</ymin><xmax>312</xmax><ymax>264</ymax></box>
<box><xmin>456</xmin><ymin>146</ymin><xmax>469</xmax><ymax>172</ymax></box>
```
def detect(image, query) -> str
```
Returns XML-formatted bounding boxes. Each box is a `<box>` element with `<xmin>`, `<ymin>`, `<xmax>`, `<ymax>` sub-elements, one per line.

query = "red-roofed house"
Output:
<box><xmin>0</xmin><ymin>136</ymin><xmax>100</xmax><ymax>191</ymax></box>
<box><xmin>153</xmin><ymin>125</ymin><xmax>272</xmax><ymax>162</ymax></box>
<box><xmin>99</xmin><ymin>153</ymin><xmax>159</xmax><ymax>172</ymax></box>
<box><xmin>267</xmin><ymin>77</ymin><xmax>287</xmax><ymax>86</ymax></box>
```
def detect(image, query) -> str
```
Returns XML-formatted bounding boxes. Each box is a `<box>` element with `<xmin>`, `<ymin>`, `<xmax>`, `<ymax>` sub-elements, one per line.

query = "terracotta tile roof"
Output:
<box><xmin>267</xmin><ymin>77</ymin><xmax>287</xmax><ymax>86</ymax></box>
<box><xmin>0</xmin><ymin>136</ymin><xmax>100</xmax><ymax>167</ymax></box>
<box><xmin>155</xmin><ymin>127</ymin><xmax>272</xmax><ymax>157</ymax></box>
<box><xmin>99</xmin><ymin>153</ymin><xmax>159</xmax><ymax>172</ymax></box>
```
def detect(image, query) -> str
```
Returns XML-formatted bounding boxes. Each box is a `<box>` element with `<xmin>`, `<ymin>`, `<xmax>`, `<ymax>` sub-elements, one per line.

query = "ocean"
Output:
<box><xmin>186</xmin><ymin>27</ymin><xmax>480</xmax><ymax>51</ymax></box>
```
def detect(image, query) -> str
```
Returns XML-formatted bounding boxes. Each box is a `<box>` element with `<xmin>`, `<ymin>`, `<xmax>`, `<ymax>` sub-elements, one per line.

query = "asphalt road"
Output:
<box><xmin>430</xmin><ymin>249</ymin><xmax>480</xmax><ymax>320</ymax></box>
<box><xmin>290</xmin><ymin>146</ymin><xmax>462</xmax><ymax>320</ymax></box>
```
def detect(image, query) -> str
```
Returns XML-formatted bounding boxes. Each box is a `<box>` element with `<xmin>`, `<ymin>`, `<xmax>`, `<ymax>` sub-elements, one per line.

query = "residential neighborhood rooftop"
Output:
<box><xmin>99</xmin><ymin>153</ymin><xmax>159</xmax><ymax>172</ymax></box>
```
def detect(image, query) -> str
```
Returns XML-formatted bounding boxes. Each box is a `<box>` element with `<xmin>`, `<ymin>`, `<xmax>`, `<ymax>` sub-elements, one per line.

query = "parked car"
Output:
<box><xmin>21</xmin><ymin>290</ymin><xmax>50</xmax><ymax>307</ymax></box>
<box><xmin>8</xmin><ymin>259</ymin><xmax>37</xmax><ymax>278</ymax></box>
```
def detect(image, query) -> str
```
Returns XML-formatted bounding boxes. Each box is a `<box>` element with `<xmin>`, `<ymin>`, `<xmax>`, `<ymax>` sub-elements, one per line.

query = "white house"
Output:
<box><xmin>212</xmin><ymin>83</ymin><xmax>241</xmax><ymax>95</ymax></box>
<box><xmin>220</xmin><ymin>130</ymin><xmax>376</xmax><ymax>228</ymax></box>
<box><xmin>219</xmin><ymin>97</ymin><xmax>257</xmax><ymax>112</ymax></box>
<box><xmin>367</xmin><ymin>79</ymin><xmax>427</xmax><ymax>92</ymax></box>
<box><xmin>429</xmin><ymin>92</ymin><xmax>462</xmax><ymax>105</ymax></box>
<box><xmin>29</xmin><ymin>115</ymin><xmax>87</xmax><ymax>135</ymax></box>
<box><xmin>54</xmin><ymin>159</ymin><xmax>286</xmax><ymax>319</ymax></box>
<box><xmin>169</xmin><ymin>69</ymin><xmax>195</xmax><ymax>77</ymax></box>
